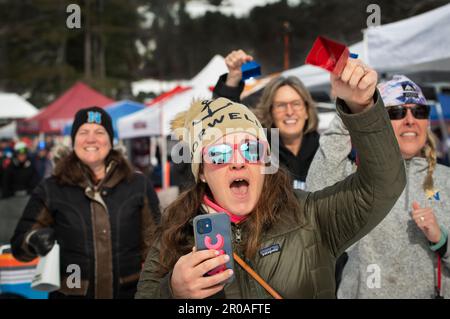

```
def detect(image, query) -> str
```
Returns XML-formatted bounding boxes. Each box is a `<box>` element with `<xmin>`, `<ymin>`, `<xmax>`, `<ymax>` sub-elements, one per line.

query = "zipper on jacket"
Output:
<box><xmin>233</xmin><ymin>224</ymin><xmax>242</xmax><ymax>244</ymax></box>
<box><xmin>405</xmin><ymin>160</ymin><xmax>410</xmax><ymax>212</ymax></box>
<box><xmin>230</xmin><ymin>225</ymin><xmax>269</xmax><ymax>298</ymax></box>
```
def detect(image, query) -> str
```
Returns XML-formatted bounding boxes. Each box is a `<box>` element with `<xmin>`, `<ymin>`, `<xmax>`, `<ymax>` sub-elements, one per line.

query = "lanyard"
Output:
<box><xmin>422</xmin><ymin>191</ymin><xmax>444</xmax><ymax>298</ymax></box>
<box><xmin>233</xmin><ymin>252</ymin><xmax>283</xmax><ymax>299</ymax></box>
<box><xmin>435</xmin><ymin>254</ymin><xmax>443</xmax><ymax>299</ymax></box>
<box><xmin>203</xmin><ymin>195</ymin><xmax>247</xmax><ymax>224</ymax></box>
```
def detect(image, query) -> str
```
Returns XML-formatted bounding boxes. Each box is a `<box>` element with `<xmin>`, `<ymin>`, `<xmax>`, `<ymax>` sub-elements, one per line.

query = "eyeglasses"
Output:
<box><xmin>272</xmin><ymin>100</ymin><xmax>305</xmax><ymax>113</ymax></box>
<box><xmin>386</xmin><ymin>104</ymin><xmax>430</xmax><ymax>120</ymax></box>
<box><xmin>203</xmin><ymin>140</ymin><xmax>268</xmax><ymax>165</ymax></box>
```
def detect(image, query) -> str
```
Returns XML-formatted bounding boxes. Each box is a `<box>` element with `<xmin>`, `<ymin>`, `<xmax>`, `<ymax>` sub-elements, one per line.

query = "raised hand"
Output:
<box><xmin>225</xmin><ymin>49</ymin><xmax>253</xmax><ymax>87</ymax></box>
<box><xmin>330</xmin><ymin>58</ymin><xmax>377</xmax><ymax>113</ymax></box>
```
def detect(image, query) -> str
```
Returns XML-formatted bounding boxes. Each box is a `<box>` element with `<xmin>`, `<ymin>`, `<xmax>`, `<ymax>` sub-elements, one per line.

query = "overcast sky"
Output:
<box><xmin>186</xmin><ymin>0</ymin><xmax>301</xmax><ymax>18</ymax></box>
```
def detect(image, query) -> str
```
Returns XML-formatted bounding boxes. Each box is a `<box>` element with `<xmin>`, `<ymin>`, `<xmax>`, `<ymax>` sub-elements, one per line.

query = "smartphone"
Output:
<box><xmin>193</xmin><ymin>213</ymin><xmax>234</xmax><ymax>283</ymax></box>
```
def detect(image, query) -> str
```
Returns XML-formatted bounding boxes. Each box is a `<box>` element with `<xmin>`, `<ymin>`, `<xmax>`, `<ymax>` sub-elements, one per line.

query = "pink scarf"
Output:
<box><xmin>203</xmin><ymin>195</ymin><xmax>247</xmax><ymax>224</ymax></box>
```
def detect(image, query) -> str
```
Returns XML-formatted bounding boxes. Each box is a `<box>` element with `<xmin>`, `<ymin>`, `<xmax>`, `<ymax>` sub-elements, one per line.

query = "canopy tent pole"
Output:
<box><xmin>159</xmin><ymin>102</ymin><xmax>169</xmax><ymax>190</ymax></box>
<box><xmin>124</xmin><ymin>139</ymin><xmax>132</xmax><ymax>161</ymax></box>
<box><xmin>160</xmin><ymin>136</ymin><xmax>169</xmax><ymax>189</ymax></box>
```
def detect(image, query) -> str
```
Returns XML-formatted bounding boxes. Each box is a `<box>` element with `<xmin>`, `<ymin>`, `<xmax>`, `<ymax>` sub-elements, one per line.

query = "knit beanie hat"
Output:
<box><xmin>71</xmin><ymin>106</ymin><xmax>114</xmax><ymax>146</ymax></box>
<box><xmin>171</xmin><ymin>97</ymin><xmax>269</xmax><ymax>181</ymax></box>
<box><xmin>377</xmin><ymin>75</ymin><xmax>428</xmax><ymax>107</ymax></box>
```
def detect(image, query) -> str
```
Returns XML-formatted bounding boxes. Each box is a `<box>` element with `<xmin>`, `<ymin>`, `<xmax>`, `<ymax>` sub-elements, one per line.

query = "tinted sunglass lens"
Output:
<box><xmin>412</xmin><ymin>105</ymin><xmax>430</xmax><ymax>119</ymax></box>
<box><xmin>387</xmin><ymin>106</ymin><xmax>406</xmax><ymax>120</ymax></box>
<box><xmin>208</xmin><ymin>144</ymin><xmax>232</xmax><ymax>164</ymax></box>
<box><xmin>241</xmin><ymin>141</ymin><xmax>262</xmax><ymax>162</ymax></box>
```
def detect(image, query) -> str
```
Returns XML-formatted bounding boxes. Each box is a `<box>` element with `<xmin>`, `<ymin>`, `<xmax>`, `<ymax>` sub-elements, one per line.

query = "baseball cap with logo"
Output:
<box><xmin>377</xmin><ymin>75</ymin><xmax>428</xmax><ymax>107</ymax></box>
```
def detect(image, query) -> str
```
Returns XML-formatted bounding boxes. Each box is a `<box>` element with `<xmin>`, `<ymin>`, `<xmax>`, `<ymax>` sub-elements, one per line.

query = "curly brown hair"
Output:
<box><xmin>157</xmin><ymin>165</ymin><xmax>303</xmax><ymax>275</ymax></box>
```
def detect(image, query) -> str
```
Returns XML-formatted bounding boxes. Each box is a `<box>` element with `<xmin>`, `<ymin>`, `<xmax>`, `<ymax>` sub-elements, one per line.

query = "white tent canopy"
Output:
<box><xmin>118</xmin><ymin>87</ymin><xmax>212</xmax><ymax>139</ymax></box>
<box><xmin>188</xmin><ymin>55</ymin><xmax>227</xmax><ymax>87</ymax></box>
<box><xmin>0</xmin><ymin>121</ymin><xmax>18</xmax><ymax>139</ymax></box>
<box><xmin>282</xmin><ymin>4</ymin><xmax>450</xmax><ymax>88</ymax></box>
<box><xmin>365</xmin><ymin>4</ymin><xmax>450</xmax><ymax>72</ymax></box>
<box><xmin>119</xmin><ymin>55</ymin><xmax>227</xmax><ymax>139</ymax></box>
<box><xmin>0</xmin><ymin>93</ymin><xmax>38</xmax><ymax>119</ymax></box>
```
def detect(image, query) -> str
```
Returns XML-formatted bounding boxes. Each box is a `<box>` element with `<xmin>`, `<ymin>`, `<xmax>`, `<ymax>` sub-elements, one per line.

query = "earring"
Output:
<box><xmin>201</xmin><ymin>179</ymin><xmax>206</xmax><ymax>183</ymax></box>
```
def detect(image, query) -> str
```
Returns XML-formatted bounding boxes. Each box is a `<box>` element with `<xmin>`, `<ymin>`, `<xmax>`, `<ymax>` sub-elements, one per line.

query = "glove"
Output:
<box><xmin>27</xmin><ymin>228</ymin><xmax>55</xmax><ymax>256</ymax></box>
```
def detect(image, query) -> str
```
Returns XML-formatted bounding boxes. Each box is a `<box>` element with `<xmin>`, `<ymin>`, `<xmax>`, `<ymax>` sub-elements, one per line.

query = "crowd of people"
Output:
<box><xmin>0</xmin><ymin>139</ymin><xmax>59</xmax><ymax>244</ymax></box>
<box><xmin>0</xmin><ymin>140</ymin><xmax>49</xmax><ymax>199</ymax></box>
<box><xmin>0</xmin><ymin>48</ymin><xmax>449</xmax><ymax>299</ymax></box>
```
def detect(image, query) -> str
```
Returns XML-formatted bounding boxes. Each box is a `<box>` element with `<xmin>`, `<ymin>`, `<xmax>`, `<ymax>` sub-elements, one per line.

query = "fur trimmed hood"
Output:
<box><xmin>53</xmin><ymin>149</ymin><xmax>133</xmax><ymax>188</ymax></box>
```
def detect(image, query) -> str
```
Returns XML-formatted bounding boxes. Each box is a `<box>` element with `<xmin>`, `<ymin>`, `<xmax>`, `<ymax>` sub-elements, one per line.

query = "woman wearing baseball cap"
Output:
<box><xmin>307</xmin><ymin>75</ymin><xmax>450</xmax><ymax>298</ymax></box>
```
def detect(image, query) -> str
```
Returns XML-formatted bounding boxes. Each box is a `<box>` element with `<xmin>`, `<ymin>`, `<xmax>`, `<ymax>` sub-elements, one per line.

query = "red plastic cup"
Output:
<box><xmin>305</xmin><ymin>36</ymin><xmax>350</xmax><ymax>76</ymax></box>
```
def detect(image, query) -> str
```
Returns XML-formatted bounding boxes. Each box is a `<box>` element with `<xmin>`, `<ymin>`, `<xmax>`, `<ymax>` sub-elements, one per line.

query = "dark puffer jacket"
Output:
<box><xmin>135</xmin><ymin>93</ymin><xmax>406</xmax><ymax>298</ymax></box>
<box><xmin>11</xmin><ymin>158</ymin><xmax>160</xmax><ymax>299</ymax></box>
<box><xmin>2</xmin><ymin>157</ymin><xmax>40</xmax><ymax>198</ymax></box>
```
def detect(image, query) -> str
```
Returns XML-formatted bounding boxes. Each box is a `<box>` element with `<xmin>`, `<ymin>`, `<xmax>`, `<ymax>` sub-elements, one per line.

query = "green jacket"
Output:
<box><xmin>135</xmin><ymin>91</ymin><xmax>406</xmax><ymax>299</ymax></box>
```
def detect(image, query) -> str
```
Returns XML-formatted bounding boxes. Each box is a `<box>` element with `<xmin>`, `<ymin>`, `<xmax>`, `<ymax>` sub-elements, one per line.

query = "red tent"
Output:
<box><xmin>17</xmin><ymin>82</ymin><xmax>115</xmax><ymax>135</ymax></box>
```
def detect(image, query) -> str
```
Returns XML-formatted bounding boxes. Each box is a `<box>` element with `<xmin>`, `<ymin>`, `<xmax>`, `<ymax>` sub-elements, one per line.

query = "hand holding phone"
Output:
<box><xmin>193</xmin><ymin>213</ymin><xmax>235</xmax><ymax>282</ymax></box>
<box><xmin>170</xmin><ymin>213</ymin><xmax>235</xmax><ymax>298</ymax></box>
<box><xmin>170</xmin><ymin>248</ymin><xmax>233</xmax><ymax>299</ymax></box>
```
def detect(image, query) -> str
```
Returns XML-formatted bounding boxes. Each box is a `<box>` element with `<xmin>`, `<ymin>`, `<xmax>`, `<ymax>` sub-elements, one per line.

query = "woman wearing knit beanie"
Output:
<box><xmin>11</xmin><ymin>106</ymin><xmax>161</xmax><ymax>299</ymax></box>
<box><xmin>136</xmin><ymin>59</ymin><xmax>406</xmax><ymax>299</ymax></box>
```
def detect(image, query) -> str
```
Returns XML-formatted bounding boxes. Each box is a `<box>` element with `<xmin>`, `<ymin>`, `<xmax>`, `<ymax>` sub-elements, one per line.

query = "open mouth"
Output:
<box><xmin>229</xmin><ymin>178</ymin><xmax>250</xmax><ymax>197</ymax></box>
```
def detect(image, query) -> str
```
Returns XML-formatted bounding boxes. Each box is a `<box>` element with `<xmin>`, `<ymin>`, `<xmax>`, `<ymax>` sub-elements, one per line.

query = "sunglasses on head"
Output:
<box><xmin>203</xmin><ymin>139</ymin><xmax>268</xmax><ymax>165</ymax></box>
<box><xmin>386</xmin><ymin>104</ymin><xmax>430</xmax><ymax>120</ymax></box>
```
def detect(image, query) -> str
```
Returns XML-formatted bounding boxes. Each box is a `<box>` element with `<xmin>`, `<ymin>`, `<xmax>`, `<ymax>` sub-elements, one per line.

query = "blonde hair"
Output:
<box><xmin>254</xmin><ymin>76</ymin><xmax>318</xmax><ymax>133</ymax></box>
<box><xmin>421</xmin><ymin>129</ymin><xmax>437</xmax><ymax>194</ymax></box>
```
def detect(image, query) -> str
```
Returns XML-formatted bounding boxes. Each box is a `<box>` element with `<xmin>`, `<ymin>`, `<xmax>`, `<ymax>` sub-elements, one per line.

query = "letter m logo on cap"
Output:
<box><xmin>87</xmin><ymin>111</ymin><xmax>102</xmax><ymax>124</ymax></box>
